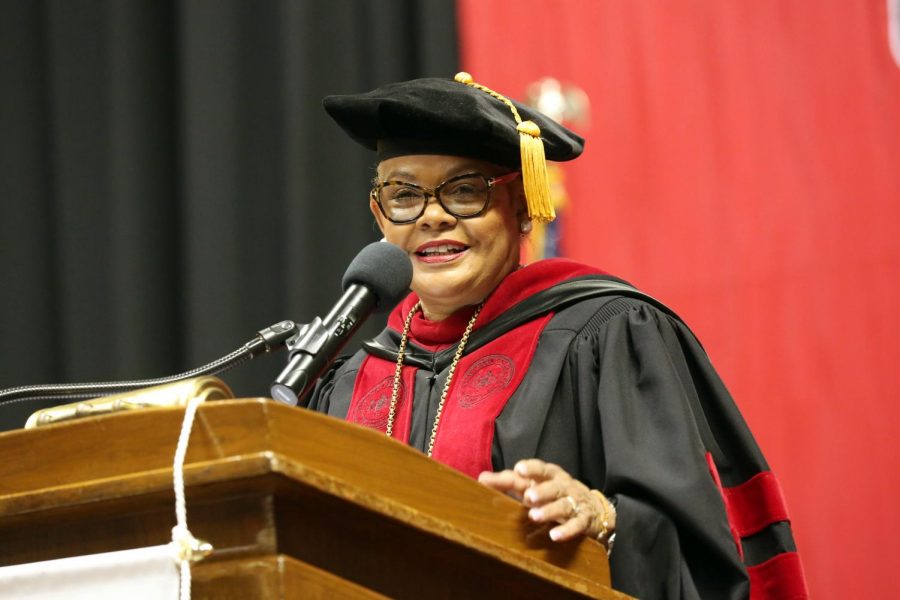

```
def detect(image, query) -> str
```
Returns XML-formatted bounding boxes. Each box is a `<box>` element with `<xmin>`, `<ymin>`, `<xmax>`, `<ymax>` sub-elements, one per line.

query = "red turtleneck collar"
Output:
<box><xmin>386</xmin><ymin>258</ymin><xmax>606</xmax><ymax>348</ymax></box>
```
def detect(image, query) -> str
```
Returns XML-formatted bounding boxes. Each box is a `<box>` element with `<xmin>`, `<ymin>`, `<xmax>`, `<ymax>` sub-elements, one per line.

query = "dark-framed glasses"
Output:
<box><xmin>371</xmin><ymin>171</ymin><xmax>521</xmax><ymax>224</ymax></box>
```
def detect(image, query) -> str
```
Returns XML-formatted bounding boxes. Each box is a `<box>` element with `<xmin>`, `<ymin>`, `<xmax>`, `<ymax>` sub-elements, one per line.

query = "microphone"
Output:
<box><xmin>270</xmin><ymin>241</ymin><xmax>412</xmax><ymax>407</ymax></box>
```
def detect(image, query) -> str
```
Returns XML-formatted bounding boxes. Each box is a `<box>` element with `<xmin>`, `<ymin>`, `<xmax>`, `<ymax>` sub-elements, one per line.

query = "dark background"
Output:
<box><xmin>0</xmin><ymin>0</ymin><xmax>459</xmax><ymax>402</ymax></box>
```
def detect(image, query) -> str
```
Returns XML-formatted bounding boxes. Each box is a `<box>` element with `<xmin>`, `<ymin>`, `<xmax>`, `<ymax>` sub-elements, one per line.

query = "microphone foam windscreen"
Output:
<box><xmin>341</xmin><ymin>241</ymin><xmax>412</xmax><ymax>311</ymax></box>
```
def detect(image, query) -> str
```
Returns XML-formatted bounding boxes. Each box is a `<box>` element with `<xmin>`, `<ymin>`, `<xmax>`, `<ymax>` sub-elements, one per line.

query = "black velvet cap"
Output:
<box><xmin>323</xmin><ymin>76</ymin><xmax>585</xmax><ymax>168</ymax></box>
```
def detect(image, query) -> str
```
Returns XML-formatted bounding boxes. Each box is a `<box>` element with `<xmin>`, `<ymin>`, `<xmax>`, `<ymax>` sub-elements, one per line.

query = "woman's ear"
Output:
<box><xmin>513</xmin><ymin>181</ymin><xmax>529</xmax><ymax>220</ymax></box>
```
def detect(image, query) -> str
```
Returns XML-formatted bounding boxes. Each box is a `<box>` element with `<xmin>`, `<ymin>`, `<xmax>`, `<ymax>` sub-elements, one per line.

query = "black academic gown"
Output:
<box><xmin>307</xmin><ymin>259</ymin><xmax>806</xmax><ymax>600</ymax></box>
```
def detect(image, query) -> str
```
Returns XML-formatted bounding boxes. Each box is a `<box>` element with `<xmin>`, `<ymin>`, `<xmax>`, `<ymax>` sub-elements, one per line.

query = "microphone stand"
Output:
<box><xmin>0</xmin><ymin>320</ymin><xmax>300</xmax><ymax>407</ymax></box>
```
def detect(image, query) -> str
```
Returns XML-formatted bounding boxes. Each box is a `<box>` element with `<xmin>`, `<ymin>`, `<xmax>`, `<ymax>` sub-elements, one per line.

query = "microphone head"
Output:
<box><xmin>341</xmin><ymin>241</ymin><xmax>412</xmax><ymax>312</ymax></box>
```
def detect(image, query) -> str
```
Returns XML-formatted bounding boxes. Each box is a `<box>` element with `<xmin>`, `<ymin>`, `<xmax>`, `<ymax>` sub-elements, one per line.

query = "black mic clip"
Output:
<box><xmin>284</xmin><ymin>317</ymin><xmax>327</xmax><ymax>357</ymax></box>
<box><xmin>283</xmin><ymin>309</ymin><xmax>362</xmax><ymax>357</ymax></box>
<box><xmin>245</xmin><ymin>320</ymin><xmax>301</xmax><ymax>358</ymax></box>
<box><xmin>269</xmin><ymin>320</ymin><xmax>329</xmax><ymax>405</ymax></box>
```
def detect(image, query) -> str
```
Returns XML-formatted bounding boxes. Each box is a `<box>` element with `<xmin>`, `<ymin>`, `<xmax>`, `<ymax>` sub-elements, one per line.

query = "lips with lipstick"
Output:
<box><xmin>415</xmin><ymin>240</ymin><xmax>470</xmax><ymax>263</ymax></box>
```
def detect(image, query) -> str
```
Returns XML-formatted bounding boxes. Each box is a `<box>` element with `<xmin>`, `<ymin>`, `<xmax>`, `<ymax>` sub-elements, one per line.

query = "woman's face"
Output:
<box><xmin>371</xmin><ymin>154</ymin><xmax>526</xmax><ymax>321</ymax></box>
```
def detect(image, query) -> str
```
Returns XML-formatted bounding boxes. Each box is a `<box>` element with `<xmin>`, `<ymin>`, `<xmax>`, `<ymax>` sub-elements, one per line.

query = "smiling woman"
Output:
<box><xmin>306</xmin><ymin>74</ymin><xmax>807</xmax><ymax>599</ymax></box>
<box><xmin>372</xmin><ymin>156</ymin><xmax>524</xmax><ymax>321</ymax></box>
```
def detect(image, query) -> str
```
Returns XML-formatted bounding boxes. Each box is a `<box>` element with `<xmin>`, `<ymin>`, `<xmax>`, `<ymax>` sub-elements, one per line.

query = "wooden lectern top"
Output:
<box><xmin>0</xmin><ymin>399</ymin><xmax>629</xmax><ymax>599</ymax></box>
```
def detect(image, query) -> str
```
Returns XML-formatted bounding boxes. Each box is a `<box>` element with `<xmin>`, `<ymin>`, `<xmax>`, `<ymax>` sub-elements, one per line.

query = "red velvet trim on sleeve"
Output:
<box><xmin>723</xmin><ymin>471</ymin><xmax>790</xmax><ymax>537</ymax></box>
<box><xmin>705</xmin><ymin>452</ymin><xmax>744</xmax><ymax>560</ymax></box>
<box><xmin>706</xmin><ymin>453</ymin><xmax>808</xmax><ymax>598</ymax></box>
<box><xmin>747</xmin><ymin>552</ymin><xmax>810</xmax><ymax>600</ymax></box>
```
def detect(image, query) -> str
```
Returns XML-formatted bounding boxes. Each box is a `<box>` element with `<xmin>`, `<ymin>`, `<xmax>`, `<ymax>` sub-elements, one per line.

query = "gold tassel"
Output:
<box><xmin>454</xmin><ymin>72</ymin><xmax>556</xmax><ymax>222</ymax></box>
<box><xmin>517</xmin><ymin>120</ymin><xmax>555</xmax><ymax>222</ymax></box>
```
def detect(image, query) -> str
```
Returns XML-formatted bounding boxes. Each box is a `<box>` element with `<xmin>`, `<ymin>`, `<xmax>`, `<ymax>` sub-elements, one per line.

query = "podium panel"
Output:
<box><xmin>0</xmin><ymin>399</ymin><xmax>630</xmax><ymax>599</ymax></box>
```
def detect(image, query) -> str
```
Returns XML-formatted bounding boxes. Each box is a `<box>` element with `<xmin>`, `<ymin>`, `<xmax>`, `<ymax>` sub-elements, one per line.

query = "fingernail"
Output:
<box><xmin>528</xmin><ymin>508</ymin><xmax>542</xmax><ymax>521</ymax></box>
<box><xmin>525</xmin><ymin>490</ymin><xmax>538</xmax><ymax>504</ymax></box>
<box><xmin>549</xmin><ymin>528</ymin><xmax>561</xmax><ymax>541</ymax></box>
<box><xmin>515</xmin><ymin>462</ymin><xmax>528</xmax><ymax>475</ymax></box>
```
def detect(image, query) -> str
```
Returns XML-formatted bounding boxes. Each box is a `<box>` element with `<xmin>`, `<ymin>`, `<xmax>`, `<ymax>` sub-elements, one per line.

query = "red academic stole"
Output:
<box><xmin>346</xmin><ymin>259</ymin><xmax>604</xmax><ymax>478</ymax></box>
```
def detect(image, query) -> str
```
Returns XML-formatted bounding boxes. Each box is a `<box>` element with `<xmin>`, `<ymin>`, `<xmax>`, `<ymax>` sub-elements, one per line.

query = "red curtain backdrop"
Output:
<box><xmin>458</xmin><ymin>1</ymin><xmax>900</xmax><ymax>597</ymax></box>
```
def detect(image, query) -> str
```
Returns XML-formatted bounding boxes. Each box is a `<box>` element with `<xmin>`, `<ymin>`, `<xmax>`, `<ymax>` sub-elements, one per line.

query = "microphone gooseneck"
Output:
<box><xmin>0</xmin><ymin>320</ymin><xmax>299</xmax><ymax>406</ymax></box>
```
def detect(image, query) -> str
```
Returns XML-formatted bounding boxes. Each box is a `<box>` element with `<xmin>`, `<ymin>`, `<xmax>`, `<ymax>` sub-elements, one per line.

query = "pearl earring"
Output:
<box><xmin>520</xmin><ymin>220</ymin><xmax>533</xmax><ymax>233</ymax></box>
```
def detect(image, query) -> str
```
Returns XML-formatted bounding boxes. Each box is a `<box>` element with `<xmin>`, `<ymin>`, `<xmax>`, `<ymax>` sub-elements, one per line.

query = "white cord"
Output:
<box><xmin>169</xmin><ymin>395</ymin><xmax>212</xmax><ymax>600</ymax></box>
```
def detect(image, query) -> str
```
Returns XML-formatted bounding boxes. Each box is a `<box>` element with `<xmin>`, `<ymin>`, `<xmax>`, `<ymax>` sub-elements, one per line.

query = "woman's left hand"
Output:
<box><xmin>478</xmin><ymin>459</ymin><xmax>615</xmax><ymax>542</ymax></box>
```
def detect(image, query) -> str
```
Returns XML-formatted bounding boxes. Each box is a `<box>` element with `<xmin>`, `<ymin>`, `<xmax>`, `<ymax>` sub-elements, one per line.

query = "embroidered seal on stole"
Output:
<box><xmin>355</xmin><ymin>376</ymin><xmax>399</xmax><ymax>429</ymax></box>
<box><xmin>457</xmin><ymin>355</ymin><xmax>515</xmax><ymax>408</ymax></box>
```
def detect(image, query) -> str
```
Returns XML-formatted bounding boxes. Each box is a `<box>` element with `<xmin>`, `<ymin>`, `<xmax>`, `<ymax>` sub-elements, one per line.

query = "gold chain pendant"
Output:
<box><xmin>385</xmin><ymin>302</ymin><xmax>484</xmax><ymax>458</ymax></box>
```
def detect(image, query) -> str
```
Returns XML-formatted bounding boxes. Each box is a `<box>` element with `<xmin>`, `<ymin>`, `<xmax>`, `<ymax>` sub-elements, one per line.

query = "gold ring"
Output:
<box><xmin>564</xmin><ymin>495</ymin><xmax>578</xmax><ymax>516</ymax></box>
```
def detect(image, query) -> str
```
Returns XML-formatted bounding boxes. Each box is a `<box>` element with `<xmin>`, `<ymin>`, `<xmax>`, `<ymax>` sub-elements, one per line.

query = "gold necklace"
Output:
<box><xmin>385</xmin><ymin>300</ymin><xmax>484</xmax><ymax>457</ymax></box>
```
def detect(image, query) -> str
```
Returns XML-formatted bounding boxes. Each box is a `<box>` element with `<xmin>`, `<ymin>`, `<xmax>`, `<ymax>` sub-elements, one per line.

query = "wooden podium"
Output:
<box><xmin>0</xmin><ymin>399</ymin><xmax>629</xmax><ymax>599</ymax></box>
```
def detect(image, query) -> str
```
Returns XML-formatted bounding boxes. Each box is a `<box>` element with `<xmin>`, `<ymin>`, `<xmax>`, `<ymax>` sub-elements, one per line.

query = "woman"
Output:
<box><xmin>309</xmin><ymin>74</ymin><xmax>807</xmax><ymax>599</ymax></box>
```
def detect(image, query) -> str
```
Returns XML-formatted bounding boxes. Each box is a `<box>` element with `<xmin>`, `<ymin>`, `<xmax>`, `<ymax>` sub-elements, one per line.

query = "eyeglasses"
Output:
<box><xmin>370</xmin><ymin>171</ymin><xmax>521</xmax><ymax>224</ymax></box>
